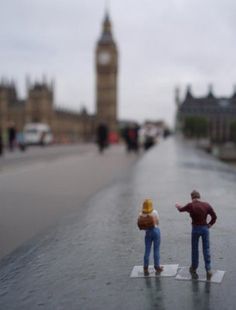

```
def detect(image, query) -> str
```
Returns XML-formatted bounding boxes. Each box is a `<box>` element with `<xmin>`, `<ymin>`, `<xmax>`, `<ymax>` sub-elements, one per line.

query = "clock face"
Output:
<box><xmin>98</xmin><ymin>51</ymin><xmax>111</xmax><ymax>65</ymax></box>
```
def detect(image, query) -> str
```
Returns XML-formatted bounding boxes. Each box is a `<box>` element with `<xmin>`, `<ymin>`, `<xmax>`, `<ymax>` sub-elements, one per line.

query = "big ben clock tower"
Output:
<box><xmin>95</xmin><ymin>11</ymin><xmax>118</xmax><ymax>132</ymax></box>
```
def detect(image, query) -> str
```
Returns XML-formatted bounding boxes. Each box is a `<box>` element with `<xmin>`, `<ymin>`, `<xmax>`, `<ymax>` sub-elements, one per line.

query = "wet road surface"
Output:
<box><xmin>0</xmin><ymin>137</ymin><xmax>235</xmax><ymax>309</ymax></box>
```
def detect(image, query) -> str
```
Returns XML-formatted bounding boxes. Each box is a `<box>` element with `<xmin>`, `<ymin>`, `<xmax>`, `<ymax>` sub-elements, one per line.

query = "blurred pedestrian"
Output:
<box><xmin>122</xmin><ymin>125</ymin><xmax>131</xmax><ymax>152</ymax></box>
<box><xmin>175</xmin><ymin>190</ymin><xmax>217</xmax><ymax>280</ymax></box>
<box><xmin>96</xmin><ymin>123</ymin><xmax>109</xmax><ymax>153</ymax></box>
<box><xmin>129</xmin><ymin>123</ymin><xmax>139</xmax><ymax>153</ymax></box>
<box><xmin>123</xmin><ymin>123</ymin><xmax>139</xmax><ymax>153</ymax></box>
<box><xmin>0</xmin><ymin>130</ymin><xmax>3</xmax><ymax>156</ymax></box>
<box><xmin>7</xmin><ymin>122</ymin><xmax>16</xmax><ymax>151</ymax></box>
<box><xmin>40</xmin><ymin>131</ymin><xmax>46</xmax><ymax>147</ymax></box>
<box><xmin>137</xmin><ymin>199</ymin><xmax>164</xmax><ymax>276</ymax></box>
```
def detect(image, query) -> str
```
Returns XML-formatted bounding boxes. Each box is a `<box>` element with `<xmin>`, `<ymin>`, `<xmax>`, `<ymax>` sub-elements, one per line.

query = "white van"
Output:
<box><xmin>23</xmin><ymin>123</ymin><xmax>53</xmax><ymax>145</ymax></box>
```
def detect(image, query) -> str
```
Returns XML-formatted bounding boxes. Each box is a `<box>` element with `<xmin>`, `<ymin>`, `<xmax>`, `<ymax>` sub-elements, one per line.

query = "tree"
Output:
<box><xmin>230</xmin><ymin>121</ymin><xmax>236</xmax><ymax>143</ymax></box>
<box><xmin>183</xmin><ymin>116</ymin><xmax>208</xmax><ymax>138</ymax></box>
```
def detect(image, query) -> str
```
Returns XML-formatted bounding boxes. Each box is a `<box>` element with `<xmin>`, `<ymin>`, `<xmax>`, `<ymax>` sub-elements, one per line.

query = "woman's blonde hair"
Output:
<box><xmin>142</xmin><ymin>199</ymin><xmax>153</xmax><ymax>214</ymax></box>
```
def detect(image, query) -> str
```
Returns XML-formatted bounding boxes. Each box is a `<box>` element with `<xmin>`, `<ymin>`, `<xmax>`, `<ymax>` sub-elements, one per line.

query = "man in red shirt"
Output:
<box><xmin>176</xmin><ymin>190</ymin><xmax>217</xmax><ymax>280</ymax></box>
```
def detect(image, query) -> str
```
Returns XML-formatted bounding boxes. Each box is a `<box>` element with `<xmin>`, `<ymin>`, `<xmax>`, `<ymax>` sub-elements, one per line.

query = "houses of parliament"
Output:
<box><xmin>0</xmin><ymin>11</ymin><xmax>118</xmax><ymax>142</ymax></box>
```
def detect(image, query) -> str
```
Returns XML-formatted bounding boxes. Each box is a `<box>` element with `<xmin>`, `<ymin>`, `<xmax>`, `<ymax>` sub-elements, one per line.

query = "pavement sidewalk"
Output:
<box><xmin>0</xmin><ymin>144</ymin><xmax>137</xmax><ymax>259</ymax></box>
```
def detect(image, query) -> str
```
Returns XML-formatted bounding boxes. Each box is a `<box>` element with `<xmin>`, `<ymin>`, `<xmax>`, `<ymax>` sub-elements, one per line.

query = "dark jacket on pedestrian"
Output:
<box><xmin>179</xmin><ymin>200</ymin><xmax>217</xmax><ymax>227</ymax></box>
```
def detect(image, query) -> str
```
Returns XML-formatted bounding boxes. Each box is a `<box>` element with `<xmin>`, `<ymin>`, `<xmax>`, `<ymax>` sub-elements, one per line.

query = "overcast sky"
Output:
<box><xmin>1</xmin><ymin>0</ymin><xmax>236</xmax><ymax>127</ymax></box>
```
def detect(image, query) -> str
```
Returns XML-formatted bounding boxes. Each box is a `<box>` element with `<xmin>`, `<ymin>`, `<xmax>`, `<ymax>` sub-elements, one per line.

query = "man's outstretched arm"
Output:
<box><xmin>175</xmin><ymin>203</ymin><xmax>190</xmax><ymax>212</ymax></box>
<box><xmin>175</xmin><ymin>203</ymin><xmax>182</xmax><ymax>211</ymax></box>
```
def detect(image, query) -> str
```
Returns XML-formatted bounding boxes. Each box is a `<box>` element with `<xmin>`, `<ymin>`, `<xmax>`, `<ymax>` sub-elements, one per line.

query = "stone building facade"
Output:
<box><xmin>0</xmin><ymin>79</ymin><xmax>95</xmax><ymax>143</ymax></box>
<box><xmin>176</xmin><ymin>85</ymin><xmax>236</xmax><ymax>142</ymax></box>
<box><xmin>0</xmin><ymin>11</ymin><xmax>118</xmax><ymax>144</ymax></box>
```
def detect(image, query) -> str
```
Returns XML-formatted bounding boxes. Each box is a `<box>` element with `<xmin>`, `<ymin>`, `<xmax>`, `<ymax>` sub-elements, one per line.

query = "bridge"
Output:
<box><xmin>0</xmin><ymin>137</ymin><xmax>235</xmax><ymax>309</ymax></box>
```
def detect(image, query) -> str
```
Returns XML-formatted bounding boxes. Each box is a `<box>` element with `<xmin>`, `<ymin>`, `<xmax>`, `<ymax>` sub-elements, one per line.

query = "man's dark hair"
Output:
<box><xmin>191</xmin><ymin>190</ymin><xmax>200</xmax><ymax>199</ymax></box>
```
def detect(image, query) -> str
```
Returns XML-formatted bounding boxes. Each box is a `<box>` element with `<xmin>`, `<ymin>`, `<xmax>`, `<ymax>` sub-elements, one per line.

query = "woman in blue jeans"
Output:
<box><xmin>139</xmin><ymin>199</ymin><xmax>164</xmax><ymax>276</ymax></box>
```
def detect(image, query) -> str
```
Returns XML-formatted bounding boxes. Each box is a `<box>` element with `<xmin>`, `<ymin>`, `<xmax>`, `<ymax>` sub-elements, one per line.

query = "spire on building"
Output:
<box><xmin>103</xmin><ymin>12</ymin><xmax>111</xmax><ymax>33</ymax></box>
<box><xmin>231</xmin><ymin>85</ymin><xmax>236</xmax><ymax>99</ymax></box>
<box><xmin>98</xmin><ymin>7</ymin><xmax>114</xmax><ymax>44</ymax></box>
<box><xmin>207</xmin><ymin>84</ymin><xmax>214</xmax><ymax>98</ymax></box>
<box><xmin>25</xmin><ymin>75</ymin><xmax>31</xmax><ymax>92</ymax></box>
<box><xmin>185</xmin><ymin>84</ymin><xmax>193</xmax><ymax>100</ymax></box>
<box><xmin>104</xmin><ymin>0</ymin><xmax>110</xmax><ymax>27</ymax></box>
<box><xmin>175</xmin><ymin>86</ymin><xmax>181</xmax><ymax>107</ymax></box>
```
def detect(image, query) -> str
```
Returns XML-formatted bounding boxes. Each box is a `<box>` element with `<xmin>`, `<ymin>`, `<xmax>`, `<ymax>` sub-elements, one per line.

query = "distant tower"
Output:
<box><xmin>25</xmin><ymin>79</ymin><xmax>53</xmax><ymax>125</ymax></box>
<box><xmin>95</xmin><ymin>10</ymin><xmax>118</xmax><ymax>132</ymax></box>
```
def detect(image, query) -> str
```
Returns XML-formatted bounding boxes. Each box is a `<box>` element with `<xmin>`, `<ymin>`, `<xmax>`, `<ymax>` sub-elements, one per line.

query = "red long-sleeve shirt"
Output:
<box><xmin>179</xmin><ymin>200</ymin><xmax>217</xmax><ymax>226</ymax></box>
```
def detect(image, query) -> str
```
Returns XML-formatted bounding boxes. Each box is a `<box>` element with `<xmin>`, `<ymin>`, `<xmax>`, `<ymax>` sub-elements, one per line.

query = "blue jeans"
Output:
<box><xmin>144</xmin><ymin>227</ymin><xmax>161</xmax><ymax>268</ymax></box>
<box><xmin>192</xmin><ymin>225</ymin><xmax>211</xmax><ymax>271</ymax></box>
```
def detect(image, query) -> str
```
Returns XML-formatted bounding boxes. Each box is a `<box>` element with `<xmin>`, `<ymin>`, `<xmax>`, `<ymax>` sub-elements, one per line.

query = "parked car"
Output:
<box><xmin>23</xmin><ymin>123</ymin><xmax>53</xmax><ymax>146</ymax></box>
